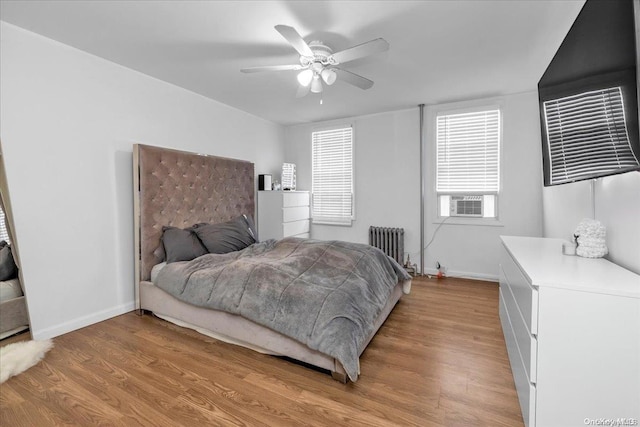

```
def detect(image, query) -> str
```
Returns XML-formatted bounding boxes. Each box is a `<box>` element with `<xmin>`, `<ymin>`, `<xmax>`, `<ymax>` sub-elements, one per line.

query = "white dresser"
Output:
<box><xmin>257</xmin><ymin>191</ymin><xmax>310</xmax><ymax>241</ymax></box>
<box><xmin>499</xmin><ymin>236</ymin><xmax>640</xmax><ymax>427</ymax></box>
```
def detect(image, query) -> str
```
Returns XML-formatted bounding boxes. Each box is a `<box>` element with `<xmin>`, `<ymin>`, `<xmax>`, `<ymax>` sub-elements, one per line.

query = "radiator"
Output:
<box><xmin>369</xmin><ymin>226</ymin><xmax>405</xmax><ymax>265</ymax></box>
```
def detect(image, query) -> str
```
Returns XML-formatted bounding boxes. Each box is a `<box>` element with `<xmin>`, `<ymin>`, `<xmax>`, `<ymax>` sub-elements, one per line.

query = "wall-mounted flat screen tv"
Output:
<box><xmin>538</xmin><ymin>0</ymin><xmax>640</xmax><ymax>186</ymax></box>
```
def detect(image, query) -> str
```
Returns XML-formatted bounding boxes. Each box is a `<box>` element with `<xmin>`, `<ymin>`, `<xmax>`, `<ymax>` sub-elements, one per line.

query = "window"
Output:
<box><xmin>436</xmin><ymin>108</ymin><xmax>500</xmax><ymax>218</ymax></box>
<box><xmin>0</xmin><ymin>205</ymin><xmax>9</xmax><ymax>243</ymax></box>
<box><xmin>311</xmin><ymin>126</ymin><xmax>354</xmax><ymax>225</ymax></box>
<box><xmin>542</xmin><ymin>87</ymin><xmax>639</xmax><ymax>185</ymax></box>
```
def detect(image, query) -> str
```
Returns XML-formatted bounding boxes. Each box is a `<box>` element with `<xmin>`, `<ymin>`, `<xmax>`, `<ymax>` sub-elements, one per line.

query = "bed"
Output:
<box><xmin>0</xmin><ymin>240</ymin><xmax>29</xmax><ymax>340</ymax></box>
<box><xmin>133</xmin><ymin>144</ymin><xmax>410</xmax><ymax>382</ymax></box>
<box><xmin>0</xmin><ymin>278</ymin><xmax>29</xmax><ymax>340</ymax></box>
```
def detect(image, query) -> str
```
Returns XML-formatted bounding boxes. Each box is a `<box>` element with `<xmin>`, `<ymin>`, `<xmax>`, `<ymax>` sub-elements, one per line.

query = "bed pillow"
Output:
<box><xmin>0</xmin><ymin>241</ymin><xmax>18</xmax><ymax>281</ymax></box>
<box><xmin>243</xmin><ymin>214</ymin><xmax>259</xmax><ymax>243</ymax></box>
<box><xmin>161</xmin><ymin>226</ymin><xmax>208</xmax><ymax>263</ymax></box>
<box><xmin>152</xmin><ymin>244</ymin><xmax>166</xmax><ymax>263</ymax></box>
<box><xmin>192</xmin><ymin>215</ymin><xmax>257</xmax><ymax>254</ymax></box>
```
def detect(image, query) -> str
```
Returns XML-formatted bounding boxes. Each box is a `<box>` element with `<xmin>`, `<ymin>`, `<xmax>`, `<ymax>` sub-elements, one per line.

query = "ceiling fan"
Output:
<box><xmin>241</xmin><ymin>25</ymin><xmax>389</xmax><ymax>98</ymax></box>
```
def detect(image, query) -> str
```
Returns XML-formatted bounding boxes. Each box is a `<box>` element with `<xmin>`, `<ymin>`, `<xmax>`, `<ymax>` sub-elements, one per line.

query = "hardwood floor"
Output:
<box><xmin>0</xmin><ymin>277</ymin><xmax>524</xmax><ymax>426</ymax></box>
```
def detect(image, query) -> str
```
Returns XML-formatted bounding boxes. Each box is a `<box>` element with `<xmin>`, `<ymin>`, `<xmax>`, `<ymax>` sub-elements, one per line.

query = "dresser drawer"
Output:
<box><xmin>500</xmin><ymin>245</ymin><xmax>539</xmax><ymax>335</ymax></box>
<box><xmin>282</xmin><ymin>192</ymin><xmax>310</xmax><ymax>207</ymax></box>
<box><xmin>500</xmin><ymin>267</ymin><xmax>538</xmax><ymax>384</ymax></box>
<box><xmin>282</xmin><ymin>206</ymin><xmax>309</xmax><ymax>223</ymax></box>
<box><xmin>258</xmin><ymin>191</ymin><xmax>309</xmax><ymax>240</ymax></box>
<box><xmin>500</xmin><ymin>288</ymin><xmax>537</xmax><ymax>427</ymax></box>
<box><xmin>283</xmin><ymin>219</ymin><xmax>310</xmax><ymax>237</ymax></box>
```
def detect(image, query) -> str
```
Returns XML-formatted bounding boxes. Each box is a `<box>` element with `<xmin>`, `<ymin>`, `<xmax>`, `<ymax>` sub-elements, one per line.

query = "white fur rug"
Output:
<box><xmin>0</xmin><ymin>339</ymin><xmax>53</xmax><ymax>383</ymax></box>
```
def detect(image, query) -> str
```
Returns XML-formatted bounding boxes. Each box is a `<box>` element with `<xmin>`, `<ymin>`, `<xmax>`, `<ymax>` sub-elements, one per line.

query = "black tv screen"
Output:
<box><xmin>538</xmin><ymin>0</ymin><xmax>640</xmax><ymax>186</ymax></box>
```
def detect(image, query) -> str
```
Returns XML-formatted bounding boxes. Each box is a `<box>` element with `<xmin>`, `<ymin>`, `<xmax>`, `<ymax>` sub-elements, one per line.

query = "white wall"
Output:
<box><xmin>0</xmin><ymin>23</ymin><xmax>285</xmax><ymax>339</ymax></box>
<box><xmin>285</xmin><ymin>91</ymin><xmax>544</xmax><ymax>281</ymax></box>
<box><xmin>542</xmin><ymin>180</ymin><xmax>593</xmax><ymax>240</ymax></box>
<box><xmin>543</xmin><ymin>173</ymin><xmax>640</xmax><ymax>274</ymax></box>
<box><xmin>285</xmin><ymin>109</ymin><xmax>421</xmax><ymax>265</ymax></box>
<box><xmin>424</xmin><ymin>92</ymin><xmax>544</xmax><ymax>280</ymax></box>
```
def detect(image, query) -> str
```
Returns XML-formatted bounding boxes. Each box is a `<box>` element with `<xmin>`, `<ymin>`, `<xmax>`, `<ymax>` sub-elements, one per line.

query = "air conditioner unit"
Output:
<box><xmin>450</xmin><ymin>195</ymin><xmax>483</xmax><ymax>217</ymax></box>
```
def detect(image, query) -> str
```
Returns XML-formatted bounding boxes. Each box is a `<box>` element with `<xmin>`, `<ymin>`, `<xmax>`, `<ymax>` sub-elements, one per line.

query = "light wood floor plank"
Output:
<box><xmin>0</xmin><ymin>277</ymin><xmax>524</xmax><ymax>426</ymax></box>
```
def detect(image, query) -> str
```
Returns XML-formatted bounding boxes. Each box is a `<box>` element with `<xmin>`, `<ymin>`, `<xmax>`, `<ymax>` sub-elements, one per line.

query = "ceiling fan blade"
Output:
<box><xmin>331</xmin><ymin>38</ymin><xmax>389</xmax><ymax>64</ymax></box>
<box><xmin>335</xmin><ymin>69</ymin><xmax>374</xmax><ymax>90</ymax></box>
<box><xmin>240</xmin><ymin>64</ymin><xmax>302</xmax><ymax>73</ymax></box>
<box><xmin>275</xmin><ymin>25</ymin><xmax>314</xmax><ymax>57</ymax></box>
<box><xmin>296</xmin><ymin>84</ymin><xmax>311</xmax><ymax>98</ymax></box>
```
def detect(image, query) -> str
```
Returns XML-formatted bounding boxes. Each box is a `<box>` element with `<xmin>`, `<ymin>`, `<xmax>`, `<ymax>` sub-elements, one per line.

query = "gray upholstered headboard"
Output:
<box><xmin>133</xmin><ymin>144</ymin><xmax>255</xmax><ymax>307</ymax></box>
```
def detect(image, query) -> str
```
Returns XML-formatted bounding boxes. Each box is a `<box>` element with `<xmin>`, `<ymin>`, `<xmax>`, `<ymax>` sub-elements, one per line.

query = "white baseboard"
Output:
<box><xmin>421</xmin><ymin>268</ymin><xmax>498</xmax><ymax>282</ymax></box>
<box><xmin>31</xmin><ymin>302</ymin><xmax>136</xmax><ymax>340</ymax></box>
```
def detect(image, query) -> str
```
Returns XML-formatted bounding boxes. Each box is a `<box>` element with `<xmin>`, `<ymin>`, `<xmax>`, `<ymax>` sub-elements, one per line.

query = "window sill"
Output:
<box><xmin>312</xmin><ymin>219</ymin><xmax>353</xmax><ymax>227</ymax></box>
<box><xmin>433</xmin><ymin>217</ymin><xmax>504</xmax><ymax>227</ymax></box>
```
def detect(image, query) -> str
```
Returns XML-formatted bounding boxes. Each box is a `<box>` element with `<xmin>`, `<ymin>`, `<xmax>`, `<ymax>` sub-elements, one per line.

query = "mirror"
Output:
<box><xmin>0</xmin><ymin>141</ymin><xmax>32</xmax><ymax>342</ymax></box>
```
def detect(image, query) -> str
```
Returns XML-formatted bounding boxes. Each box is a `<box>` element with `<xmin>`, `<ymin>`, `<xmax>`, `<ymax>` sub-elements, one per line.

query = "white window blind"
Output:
<box><xmin>312</xmin><ymin>127</ymin><xmax>353</xmax><ymax>225</ymax></box>
<box><xmin>436</xmin><ymin>109</ymin><xmax>500</xmax><ymax>193</ymax></box>
<box><xmin>543</xmin><ymin>87</ymin><xmax>639</xmax><ymax>185</ymax></box>
<box><xmin>0</xmin><ymin>205</ymin><xmax>9</xmax><ymax>244</ymax></box>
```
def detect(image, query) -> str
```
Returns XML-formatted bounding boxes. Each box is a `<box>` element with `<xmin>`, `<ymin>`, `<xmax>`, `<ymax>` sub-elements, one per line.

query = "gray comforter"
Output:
<box><xmin>155</xmin><ymin>237</ymin><xmax>411</xmax><ymax>381</ymax></box>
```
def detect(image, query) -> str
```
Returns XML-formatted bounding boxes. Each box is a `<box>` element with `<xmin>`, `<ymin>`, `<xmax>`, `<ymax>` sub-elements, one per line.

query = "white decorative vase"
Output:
<box><xmin>574</xmin><ymin>219</ymin><xmax>608</xmax><ymax>258</ymax></box>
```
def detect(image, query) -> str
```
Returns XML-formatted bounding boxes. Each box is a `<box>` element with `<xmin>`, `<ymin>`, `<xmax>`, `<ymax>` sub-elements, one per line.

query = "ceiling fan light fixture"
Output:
<box><xmin>297</xmin><ymin>69</ymin><xmax>313</xmax><ymax>87</ymax></box>
<box><xmin>321</xmin><ymin>69</ymin><xmax>337</xmax><ymax>85</ymax></box>
<box><xmin>310</xmin><ymin>75</ymin><xmax>323</xmax><ymax>93</ymax></box>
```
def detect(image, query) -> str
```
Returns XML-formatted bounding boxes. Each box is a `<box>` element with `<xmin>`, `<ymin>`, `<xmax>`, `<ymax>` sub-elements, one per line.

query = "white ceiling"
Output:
<box><xmin>0</xmin><ymin>0</ymin><xmax>584</xmax><ymax>126</ymax></box>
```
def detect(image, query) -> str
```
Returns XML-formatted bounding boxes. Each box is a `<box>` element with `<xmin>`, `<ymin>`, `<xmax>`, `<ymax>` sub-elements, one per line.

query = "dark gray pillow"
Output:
<box><xmin>161</xmin><ymin>226</ymin><xmax>208</xmax><ymax>263</ymax></box>
<box><xmin>0</xmin><ymin>241</ymin><xmax>18</xmax><ymax>281</ymax></box>
<box><xmin>192</xmin><ymin>215</ymin><xmax>256</xmax><ymax>254</ymax></box>
<box><xmin>243</xmin><ymin>214</ymin><xmax>259</xmax><ymax>243</ymax></box>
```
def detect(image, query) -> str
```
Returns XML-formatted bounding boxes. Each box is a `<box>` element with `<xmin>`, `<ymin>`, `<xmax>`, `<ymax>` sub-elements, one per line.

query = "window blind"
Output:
<box><xmin>436</xmin><ymin>109</ymin><xmax>500</xmax><ymax>193</ymax></box>
<box><xmin>543</xmin><ymin>87</ymin><xmax>639</xmax><ymax>185</ymax></box>
<box><xmin>312</xmin><ymin>127</ymin><xmax>353</xmax><ymax>224</ymax></box>
<box><xmin>0</xmin><ymin>205</ymin><xmax>9</xmax><ymax>244</ymax></box>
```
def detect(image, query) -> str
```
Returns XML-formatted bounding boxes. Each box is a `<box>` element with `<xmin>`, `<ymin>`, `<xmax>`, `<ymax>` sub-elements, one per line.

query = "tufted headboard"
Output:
<box><xmin>133</xmin><ymin>144</ymin><xmax>255</xmax><ymax>308</ymax></box>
